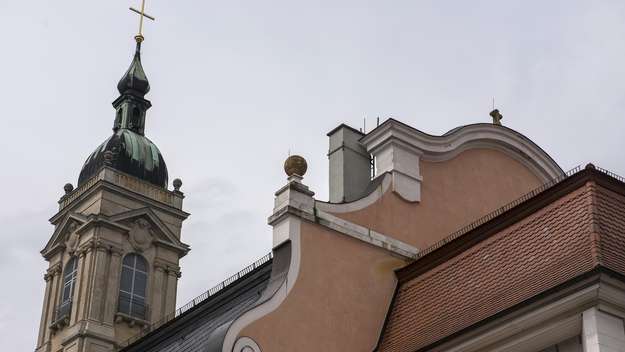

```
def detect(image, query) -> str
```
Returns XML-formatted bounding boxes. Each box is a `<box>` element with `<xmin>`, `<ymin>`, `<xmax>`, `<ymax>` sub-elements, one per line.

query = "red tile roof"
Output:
<box><xmin>378</xmin><ymin>168</ymin><xmax>625</xmax><ymax>352</ymax></box>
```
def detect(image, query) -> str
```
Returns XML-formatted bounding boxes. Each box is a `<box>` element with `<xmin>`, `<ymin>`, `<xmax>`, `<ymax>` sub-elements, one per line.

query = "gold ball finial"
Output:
<box><xmin>284</xmin><ymin>155</ymin><xmax>308</xmax><ymax>177</ymax></box>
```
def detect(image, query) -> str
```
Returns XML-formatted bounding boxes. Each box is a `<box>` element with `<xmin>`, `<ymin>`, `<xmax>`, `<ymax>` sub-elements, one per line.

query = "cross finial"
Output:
<box><xmin>129</xmin><ymin>0</ymin><xmax>155</xmax><ymax>43</ymax></box>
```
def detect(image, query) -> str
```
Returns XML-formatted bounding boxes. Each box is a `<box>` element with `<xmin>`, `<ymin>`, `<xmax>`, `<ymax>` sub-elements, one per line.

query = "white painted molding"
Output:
<box><xmin>442</xmin><ymin>284</ymin><xmax>596</xmax><ymax>352</ymax></box>
<box><xmin>232</xmin><ymin>337</ymin><xmax>262</xmax><ymax>352</ymax></box>
<box><xmin>316</xmin><ymin>173</ymin><xmax>392</xmax><ymax>214</ymax></box>
<box><xmin>316</xmin><ymin>210</ymin><xmax>418</xmax><ymax>259</ymax></box>
<box><xmin>222</xmin><ymin>222</ymin><xmax>302</xmax><ymax>352</ymax></box>
<box><xmin>361</xmin><ymin>120</ymin><xmax>563</xmax><ymax>183</ymax></box>
<box><xmin>272</xmin><ymin>216</ymin><xmax>301</xmax><ymax>248</ymax></box>
<box><xmin>437</xmin><ymin>274</ymin><xmax>625</xmax><ymax>352</ymax></box>
<box><xmin>582</xmin><ymin>307</ymin><xmax>625</xmax><ymax>352</ymax></box>
<box><xmin>373</xmin><ymin>139</ymin><xmax>423</xmax><ymax>202</ymax></box>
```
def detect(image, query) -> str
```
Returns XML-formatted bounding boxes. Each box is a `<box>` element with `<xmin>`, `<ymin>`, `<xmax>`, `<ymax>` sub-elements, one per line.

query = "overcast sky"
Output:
<box><xmin>2</xmin><ymin>1</ymin><xmax>625</xmax><ymax>350</ymax></box>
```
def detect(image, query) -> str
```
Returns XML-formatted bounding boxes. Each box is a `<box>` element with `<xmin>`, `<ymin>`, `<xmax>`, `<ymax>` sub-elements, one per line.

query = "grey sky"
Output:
<box><xmin>2</xmin><ymin>1</ymin><xmax>625</xmax><ymax>350</ymax></box>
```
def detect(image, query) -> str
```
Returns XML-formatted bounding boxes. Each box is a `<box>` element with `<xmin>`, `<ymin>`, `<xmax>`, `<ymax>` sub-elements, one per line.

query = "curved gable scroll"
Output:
<box><xmin>319</xmin><ymin>120</ymin><xmax>563</xmax><ymax>213</ymax></box>
<box><xmin>365</xmin><ymin>120</ymin><xmax>563</xmax><ymax>203</ymax></box>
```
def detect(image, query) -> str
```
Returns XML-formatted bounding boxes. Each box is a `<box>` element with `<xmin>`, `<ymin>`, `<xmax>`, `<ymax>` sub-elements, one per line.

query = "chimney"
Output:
<box><xmin>327</xmin><ymin>124</ymin><xmax>372</xmax><ymax>203</ymax></box>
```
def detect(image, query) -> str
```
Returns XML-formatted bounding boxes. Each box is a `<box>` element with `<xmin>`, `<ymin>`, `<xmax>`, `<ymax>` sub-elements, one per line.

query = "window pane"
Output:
<box><xmin>118</xmin><ymin>291</ymin><xmax>131</xmax><ymax>315</ymax></box>
<box><xmin>135</xmin><ymin>256</ymin><xmax>147</xmax><ymax>272</ymax></box>
<box><xmin>131</xmin><ymin>296</ymin><xmax>146</xmax><ymax>319</ymax></box>
<box><xmin>63</xmin><ymin>257</ymin><xmax>77</xmax><ymax>282</ymax></box>
<box><xmin>120</xmin><ymin>267</ymin><xmax>133</xmax><ymax>292</ymax></box>
<box><xmin>66</xmin><ymin>257</ymin><xmax>76</xmax><ymax>271</ymax></box>
<box><xmin>118</xmin><ymin>254</ymin><xmax>149</xmax><ymax>319</ymax></box>
<box><xmin>62</xmin><ymin>284</ymin><xmax>72</xmax><ymax>302</ymax></box>
<box><xmin>123</xmin><ymin>254</ymin><xmax>134</xmax><ymax>267</ymax></box>
<box><xmin>134</xmin><ymin>272</ymin><xmax>147</xmax><ymax>297</ymax></box>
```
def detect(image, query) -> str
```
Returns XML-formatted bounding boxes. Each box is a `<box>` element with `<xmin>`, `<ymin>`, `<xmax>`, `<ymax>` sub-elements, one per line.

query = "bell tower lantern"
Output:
<box><xmin>35</xmin><ymin>31</ymin><xmax>190</xmax><ymax>352</ymax></box>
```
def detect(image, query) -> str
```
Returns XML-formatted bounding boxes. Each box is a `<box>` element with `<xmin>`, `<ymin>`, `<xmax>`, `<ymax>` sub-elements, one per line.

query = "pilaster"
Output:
<box><xmin>582</xmin><ymin>307</ymin><xmax>625</xmax><ymax>352</ymax></box>
<box><xmin>72</xmin><ymin>248</ymin><xmax>91</xmax><ymax>325</ymax></box>
<box><xmin>371</xmin><ymin>139</ymin><xmax>423</xmax><ymax>202</ymax></box>
<box><xmin>37</xmin><ymin>273</ymin><xmax>53</xmax><ymax>347</ymax></box>
<box><xmin>103</xmin><ymin>248</ymin><xmax>122</xmax><ymax>324</ymax></box>
<box><xmin>39</xmin><ymin>264</ymin><xmax>61</xmax><ymax>346</ymax></box>
<box><xmin>165</xmin><ymin>266</ymin><xmax>181</xmax><ymax>315</ymax></box>
<box><xmin>87</xmin><ymin>241</ymin><xmax>111</xmax><ymax>322</ymax></box>
<box><xmin>47</xmin><ymin>264</ymin><xmax>63</xmax><ymax>338</ymax></box>
<box><xmin>151</xmin><ymin>263</ymin><xmax>167</xmax><ymax>320</ymax></box>
<box><xmin>270</xmin><ymin>174</ymin><xmax>315</xmax><ymax>248</ymax></box>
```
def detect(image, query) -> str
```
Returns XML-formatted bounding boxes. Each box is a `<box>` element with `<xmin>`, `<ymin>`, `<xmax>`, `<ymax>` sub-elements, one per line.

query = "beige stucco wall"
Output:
<box><xmin>334</xmin><ymin>148</ymin><xmax>543</xmax><ymax>249</ymax></box>
<box><xmin>240</xmin><ymin>221</ymin><xmax>406</xmax><ymax>351</ymax></box>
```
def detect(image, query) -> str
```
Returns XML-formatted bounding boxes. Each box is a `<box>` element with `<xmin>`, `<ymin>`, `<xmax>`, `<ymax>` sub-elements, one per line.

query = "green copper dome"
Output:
<box><xmin>77</xmin><ymin>39</ymin><xmax>168</xmax><ymax>188</ymax></box>
<box><xmin>78</xmin><ymin>129</ymin><xmax>168</xmax><ymax>188</ymax></box>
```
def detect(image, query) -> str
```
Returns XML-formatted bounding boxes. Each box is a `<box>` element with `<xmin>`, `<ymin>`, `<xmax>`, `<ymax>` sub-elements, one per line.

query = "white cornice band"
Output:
<box><xmin>358</xmin><ymin>120</ymin><xmax>563</xmax><ymax>202</ymax></box>
<box><xmin>362</xmin><ymin>120</ymin><xmax>563</xmax><ymax>180</ymax></box>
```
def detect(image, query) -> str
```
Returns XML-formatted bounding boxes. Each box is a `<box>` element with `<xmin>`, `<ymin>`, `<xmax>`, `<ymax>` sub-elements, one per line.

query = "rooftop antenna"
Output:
<box><xmin>363</xmin><ymin>117</ymin><xmax>367</xmax><ymax>134</ymax></box>
<box><xmin>376</xmin><ymin>116</ymin><xmax>380</xmax><ymax>127</ymax></box>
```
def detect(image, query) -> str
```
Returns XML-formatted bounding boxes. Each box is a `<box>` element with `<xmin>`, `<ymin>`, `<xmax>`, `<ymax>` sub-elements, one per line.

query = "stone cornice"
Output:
<box><xmin>50</xmin><ymin>167</ymin><xmax>189</xmax><ymax>225</ymax></box>
<box><xmin>268</xmin><ymin>201</ymin><xmax>418</xmax><ymax>260</ymax></box>
<box><xmin>45</xmin><ymin>263</ymin><xmax>62</xmax><ymax>280</ymax></box>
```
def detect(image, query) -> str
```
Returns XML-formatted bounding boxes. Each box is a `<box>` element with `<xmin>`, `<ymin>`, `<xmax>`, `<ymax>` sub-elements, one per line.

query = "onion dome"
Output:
<box><xmin>78</xmin><ymin>129</ymin><xmax>167</xmax><ymax>187</ymax></box>
<box><xmin>77</xmin><ymin>38</ymin><xmax>168</xmax><ymax>188</ymax></box>
<box><xmin>117</xmin><ymin>41</ymin><xmax>150</xmax><ymax>97</ymax></box>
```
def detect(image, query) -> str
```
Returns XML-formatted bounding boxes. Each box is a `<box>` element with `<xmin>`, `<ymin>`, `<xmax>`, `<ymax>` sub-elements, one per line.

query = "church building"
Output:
<box><xmin>35</xmin><ymin>11</ymin><xmax>625</xmax><ymax>352</ymax></box>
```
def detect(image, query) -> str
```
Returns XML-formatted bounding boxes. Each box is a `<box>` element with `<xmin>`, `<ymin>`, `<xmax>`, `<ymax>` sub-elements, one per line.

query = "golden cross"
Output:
<box><xmin>129</xmin><ymin>0</ymin><xmax>155</xmax><ymax>41</ymax></box>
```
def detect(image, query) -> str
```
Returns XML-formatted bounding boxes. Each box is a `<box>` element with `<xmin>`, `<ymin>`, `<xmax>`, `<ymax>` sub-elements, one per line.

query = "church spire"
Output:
<box><xmin>117</xmin><ymin>38</ymin><xmax>150</xmax><ymax>98</ymax></box>
<box><xmin>111</xmin><ymin>36</ymin><xmax>152</xmax><ymax>135</ymax></box>
<box><xmin>111</xmin><ymin>1</ymin><xmax>156</xmax><ymax>134</ymax></box>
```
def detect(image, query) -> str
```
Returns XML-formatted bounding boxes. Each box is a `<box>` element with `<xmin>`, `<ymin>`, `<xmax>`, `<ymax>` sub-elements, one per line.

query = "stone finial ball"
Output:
<box><xmin>284</xmin><ymin>155</ymin><xmax>308</xmax><ymax>177</ymax></box>
<box><xmin>173</xmin><ymin>178</ymin><xmax>183</xmax><ymax>191</ymax></box>
<box><xmin>64</xmin><ymin>183</ymin><xmax>74</xmax><ymax>194</ymax></box>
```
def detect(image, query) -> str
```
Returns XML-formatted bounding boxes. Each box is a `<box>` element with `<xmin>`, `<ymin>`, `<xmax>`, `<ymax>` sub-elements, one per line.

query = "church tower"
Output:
<box><xmin>35</xmin><ymin>33</ymin><xmax>190</xmax><ymax>352</ymax></box>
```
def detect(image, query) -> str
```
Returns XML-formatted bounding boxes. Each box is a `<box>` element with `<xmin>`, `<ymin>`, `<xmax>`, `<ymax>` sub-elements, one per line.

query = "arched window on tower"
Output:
<box><xmin>118</xmin><ymin>254</ymin><xmax>148</xmax><ymax>320</ymax></box>
<box><xmin>56</xmin><ymin>257</ymin><xmax>78</xmax><ymax>322</ymax></box>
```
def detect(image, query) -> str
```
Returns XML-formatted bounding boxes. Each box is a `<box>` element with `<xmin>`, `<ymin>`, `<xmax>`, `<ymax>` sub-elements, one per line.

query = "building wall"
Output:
<box><xmin>332</xmin><ymin>148</ymin><xmax>543</xmax><ymax>249</ymax></box>
<box><xmin>239</xmin><ymin>221</ymin><xmax>406</xmax><ymax>351</ymax></box>
<box><xmin>37</xmin><ymin>174</ymin><xmax>187</xmax><ymax>352</ymax></box>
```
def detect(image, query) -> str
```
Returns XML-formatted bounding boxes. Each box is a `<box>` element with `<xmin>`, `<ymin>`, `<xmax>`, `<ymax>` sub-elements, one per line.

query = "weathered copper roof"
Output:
<box><xmin>378</xmin><ymin>166</ymin><xmax>625</xmax><ymax>352</ymax></box>
<box><xmin>117</xmin><ymin>41</ymin><xmax>150</xmax><ymax>97</ymax></box>
<box><xmin>78</xmin><ymin>129</ymin><xmax>168</xmax><ymax>188</ymax></box>
<box><xmin>78</xmin><ymin>39</ymin><xmax>167</xmax><ymax>188</ymax></box>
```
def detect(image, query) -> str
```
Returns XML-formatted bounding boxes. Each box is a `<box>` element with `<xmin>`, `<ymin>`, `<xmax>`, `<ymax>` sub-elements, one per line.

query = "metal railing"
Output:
<box><xmin>596</xmin><ymin>165</ymin><xmax>625</xmax><ymax>184</ymax></box>
<box><xmin>121</xmin><ymin>252</ymin><xmax>273</xmax><ymax>348</ymax></box>
<box><xmin>51</xmin><ymin>300</ymin><xmax>72</xmax><ymax>326</ymax></box>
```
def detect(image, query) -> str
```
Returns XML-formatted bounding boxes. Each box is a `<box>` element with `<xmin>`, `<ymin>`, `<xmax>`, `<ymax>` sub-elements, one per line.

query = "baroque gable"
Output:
<box><xmin>41</xmin><ymin>213</ymin><xmax>87</xmax><ymax>259</ymax></box>
<box><xmin>110</xmin><ymin>207</ymin><xmax>190</xmax><ymax>256</ymax></box>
